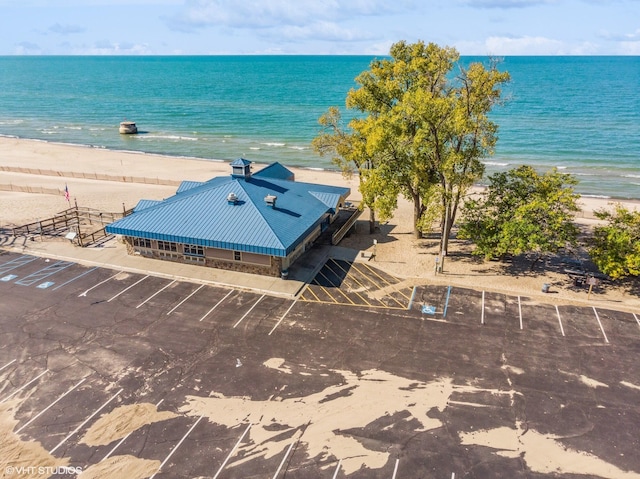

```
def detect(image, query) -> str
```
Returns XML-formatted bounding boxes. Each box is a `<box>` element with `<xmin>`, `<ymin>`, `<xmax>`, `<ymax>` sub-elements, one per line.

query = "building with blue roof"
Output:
<box><xmin>106</xmin><ymin>159</ymin><xmax>351</xmax><ymax>277</ymax></box>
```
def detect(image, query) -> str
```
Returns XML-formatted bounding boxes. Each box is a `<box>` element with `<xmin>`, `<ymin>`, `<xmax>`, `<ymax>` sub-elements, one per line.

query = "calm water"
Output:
<box><xmin>0</xmin><ymin>55</ymin><xmax>638</xmax><ymax>199</ymax></box>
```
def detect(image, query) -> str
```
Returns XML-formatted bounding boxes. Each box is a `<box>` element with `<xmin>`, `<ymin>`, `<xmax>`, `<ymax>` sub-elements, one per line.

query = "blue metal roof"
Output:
<box><xmin>230</xmin><ymin>158</ymin><xmax>252</xmax><ymax>167</ymax></box>
<box><xmin>309</xmin><ymin>191</ymin><xmax>344</xmax><ymax>211</ymax></box>
<box><xmin>106</xmin><ymin>162</ymin><xmax>350</xmax><ymax>257</ymax></box>
<box><xmin>252</xmin><ymin>162</ymin><xmax>294</xmax><ymax>181</ymax></box>
<box><xmin>134</xmin><ymin>199</ymin><xmax>163</xmax><ymax>212</ymax></box>
<box><xmin>176</xmin><ymin>180</ymin><xmax>205</xmax><ymax>194</ymax></box>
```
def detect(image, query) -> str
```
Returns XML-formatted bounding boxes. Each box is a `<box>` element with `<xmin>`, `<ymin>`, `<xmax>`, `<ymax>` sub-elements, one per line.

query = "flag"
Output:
<box><xmin>64</xmin><ymin>184</ymin><xmax>70</xmax><ymax>203</ymax></box>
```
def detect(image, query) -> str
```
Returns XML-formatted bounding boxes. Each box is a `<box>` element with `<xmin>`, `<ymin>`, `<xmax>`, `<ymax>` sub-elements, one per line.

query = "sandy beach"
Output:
<box><xmin>1</xmin><ymin>136</ymin><xmax>639</xmax><ymax>311</ymax></box>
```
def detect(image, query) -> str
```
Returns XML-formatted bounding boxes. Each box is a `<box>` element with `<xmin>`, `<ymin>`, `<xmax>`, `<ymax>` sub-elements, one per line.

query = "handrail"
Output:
<box><xmin>331</xmin><ymin>207</ymin><xmax>363</xmax><ymax>245</ymax></box>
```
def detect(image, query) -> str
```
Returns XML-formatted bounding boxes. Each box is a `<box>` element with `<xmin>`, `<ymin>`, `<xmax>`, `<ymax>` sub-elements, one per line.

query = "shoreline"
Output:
<box><xmin>0</xmin><ymin>135</ymin><xmax>638</xmax><ymax>228</ymax></box>
<box><xmin>2</xmin><ymin>134</ymin><xmax>639</xmax><ymax>204</ymax></box>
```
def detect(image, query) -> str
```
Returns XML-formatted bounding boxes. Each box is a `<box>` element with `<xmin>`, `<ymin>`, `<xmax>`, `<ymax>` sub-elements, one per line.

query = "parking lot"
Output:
<box><xmin>300</xmin><ymin>258</ymin><xmax>413</xmax><ymax>309</ymax></box>
<box><xmin>1</xmin><ymin>249</ymin><xmax>640</xmax><ymax>478</ymax></box>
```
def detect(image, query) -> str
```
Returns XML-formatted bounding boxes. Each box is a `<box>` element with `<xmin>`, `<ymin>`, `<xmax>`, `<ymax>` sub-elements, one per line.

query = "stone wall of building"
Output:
<box><xmin>122</xmin><ymin>236</ymin><xmax>283</xmax><ymax>277</ymax></box>
<box><xmin>205</xmin><ymin>256</ymin><xmax>282</xmax><ymax>277</ymax></box>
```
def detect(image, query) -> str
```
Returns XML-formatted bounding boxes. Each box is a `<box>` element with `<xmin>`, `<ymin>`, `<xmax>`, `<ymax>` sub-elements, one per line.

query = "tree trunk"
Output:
<box><xmin>413</xmin><ymin>194</ymin><xmax>423</xmax><ymax>239</ymax></box>
<box><xmin>439</xmin><ymin>199</ymin><xmax>450</xmax><ymax>253</ymax></box>
<box><xmin>369</xmin><ymin>207</ymin><xmax>376</xmax><ymax>234</ymax></box>
<box><xmin>530</xmin><ymin>253</ymin><xmax>542</xmax><ymax>271</ymax></box>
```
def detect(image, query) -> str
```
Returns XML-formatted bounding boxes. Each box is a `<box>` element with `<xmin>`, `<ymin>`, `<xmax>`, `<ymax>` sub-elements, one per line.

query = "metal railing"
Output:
<box><xmin>331</xmin><ymin>205</ymin><xmax>363</xmax><ymax>245</ymax></box>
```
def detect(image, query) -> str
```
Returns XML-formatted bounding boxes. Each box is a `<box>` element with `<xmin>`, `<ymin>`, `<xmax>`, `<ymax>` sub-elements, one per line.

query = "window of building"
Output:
<box><xmin>184</xmin><ymin>244</ymin><xmax>204</xmax><ymax>256</ymax></box>
<box><xmin>133</xmin><ymin>237</ymin><xmax>151</xmax><ymax>248</ymax></box>
<box><xmin>158</xmin><ymin>241</ymin><xmax>177</xmax><ymax>252</ymax></box>
<box><xmin>234</xmin><ymin>251</ymin><xmax>242</xmax><ymax>261</ymax></box>
<box><xmin>184</xmin><ymin>255</ymin><xmax>205</xmax><ymax>264</ymax></box>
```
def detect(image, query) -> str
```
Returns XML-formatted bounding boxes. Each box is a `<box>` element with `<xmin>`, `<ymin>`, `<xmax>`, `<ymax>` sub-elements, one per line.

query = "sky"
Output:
<box><xmin>1</xmin><ymin>0</ymin><xmax>639</xmax><ymax>56</ymax></box>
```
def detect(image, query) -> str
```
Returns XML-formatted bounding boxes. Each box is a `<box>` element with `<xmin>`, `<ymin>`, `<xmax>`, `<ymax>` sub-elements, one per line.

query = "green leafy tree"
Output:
<box><xmin>342</xmin><ymin>40</ymin><xmax>510</xmax><ymax>245</ymax></box>
<box><xmin>312</xmin><ymin>107</ymin><xmax>388</xmax><ymax>234</ymax></box>
<box><xmin>589</xmin><ymin>204</ymin><xmax>640</xmax><ymax>279</ymax></box>
<box><xmin>458</xmin><ymin>165</ymin><xmax>580</xmax><ymax>269</ymax></box>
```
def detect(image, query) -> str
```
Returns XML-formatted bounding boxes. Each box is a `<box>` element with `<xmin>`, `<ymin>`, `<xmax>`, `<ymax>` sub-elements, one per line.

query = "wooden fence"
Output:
<box><xmin>0</xmin><ymin>166</ymin><xmax>181</xmax><ymax>186</ymax></box>
<box><xmin>11</xmin><ymin>206</ymin><xmax>133</xmax><ymax>247</ymax></box>
<box><xmin>0</xmin><ymin>184</ymin><xmax>65</xmax><ymax>196</ymax></box>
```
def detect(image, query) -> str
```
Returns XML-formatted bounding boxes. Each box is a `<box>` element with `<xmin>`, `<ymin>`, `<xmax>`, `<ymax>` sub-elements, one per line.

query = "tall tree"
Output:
<box><xmin>589</xmin><ymin>204</ymin><xmax>640</xmax><ymax>279</ymax></box>
<box><xmin>344</xmin><ymin>40</ymin><xmax>510</xmax><ymax>246</ymax></box>
<box><xmin>312</xmin><ymin>107</ymin><xmax>389</xmax><ymax>234</ymax></box>
<box><xmin>458</xmin><ymin>165</ymin><xmax>580</xmax><ymax>269</ymax></box>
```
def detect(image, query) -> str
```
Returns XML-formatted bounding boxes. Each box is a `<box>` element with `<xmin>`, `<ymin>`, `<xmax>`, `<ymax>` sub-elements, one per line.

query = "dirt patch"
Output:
<box><xmin>0</xmin><ymin>400</ymin><xmax>69</xmax><ymax>479</ymax></box>
<box><xmin>460</xmin><ymin>421</ymin><xmax>640</xmax><ymax>478</ymax></box>
<box><xmin>181</xmin><ymin>359</ymin><xmax>517</xmax><ymax>475</ymax></box>
<box><xmin>78</xmin><ymin>455</ymin><xmax>160</xmax><ymax>479</ymax></box>
<box><xmin>80</xmin><ymin>403</ymin><xmax>177</xmax><ymax>447</ymax></box>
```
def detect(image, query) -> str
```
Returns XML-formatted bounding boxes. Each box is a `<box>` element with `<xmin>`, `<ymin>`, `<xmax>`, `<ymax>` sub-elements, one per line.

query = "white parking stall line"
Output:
<box><xmin>102</xmin><ymin>399</ymin><xmax>164</xmax><ymax>462</ymax></box>
<box><xmin>0</xmin><ymin>359</ymin><xmax>16</xmax><ymax>373</ymax></box>
<box><xmin>634</xmin><ymin>313</ymin><xmax>639</xmax><ymax>328</ymax></box>
<box><xmin>592</xmin><ymin>307</ymin><xmax>609</xmax><ymax>344</ymax></box>
<box><xmin>268</xmin><ymin>300</ymin><xmax>297</xmax><ymax>336</ymax></box>
<box><xmin>52</xmin><ymin>267</ymin><xmax>98</xmax><ymax>291</ymax></box>
<box><xmin>556</xmin><ymin>306</ymin><xmax>565</xmax><ymax>337</ymax></box>
<box><xmin>107</xmin><ymin>275</ymin><xmax>149</xmax><ymax>302</ymax></box>
<box><xmin>391</xmin><ymin>458</ymin><xmax>399</xmax><ymax>479</ymax></box>
<box><xmin>16</xmin><ymin>378</ymin><xmax>86</xmax><ymax>433</ymax></box>
<box><xmin>199</xmin><ymin>289</ymin><xmax>234</xmax><ymax>322</ymax></box>
<box><xmin>407</xmin><ymin>286</ymin><xmax>417</xmax><ymax>310</ymax></box>
<box><xmin>150</xmin><ymin>415</ymin><xmax>204</xmax><ymax>479</ymax></box>
<box><xmin>0</xmin><ymin>369</ymin><xmax>49</xmax><ymax>404</ymax></box>
<box><xmin>49</xmin><ymin>388</ymin><xmax>123</xmax><ymax>455</ymax></box>
<box><xmin>78</xmin><ymin>271</ymin><xmax>123</xmax><ymax>297</ymax></box>
<box><xmin>481</xmin><ymin>291</ymin><xmax>485</xmax><ymax>324</ymax></box>
<box><xmin>272</xmin><ymin>438</ymin><xmax>297</xmax><ymax>479</ymax></box>
<box><xmin>213</xmin><ymin>423</ymin><xmax>252</xmax><ymax>479</ymax></box>
<box><xmin>233</xmin><ymin>295</ymin><xmax>265</xmax><ymax>328</ymax></box>
<box><xmin>167</xmin><ymin>284</ymin><xmax>205</xmax><ymax>315</ymax></box>
<box><xmin>137</xmin><ymin>280</ymin><xmax>176</xmax><ymax>308</ymax></box>
<box><xmin>332</xmin><ymin>459</ymin><xmax>342</xmax><ymax>479</ymax></box>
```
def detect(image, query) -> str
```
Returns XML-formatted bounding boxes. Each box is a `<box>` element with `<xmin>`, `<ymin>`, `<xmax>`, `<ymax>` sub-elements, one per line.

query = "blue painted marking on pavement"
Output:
<box><xmin>1</xmin><ymin>274</ymin><xmax>18</xmax><ymax>282</ymax></box>
<box><xmin>422</xmin><ymin>305</ymin><xmax>436</xmax><ymax>315</ymax></box>
<box><xmin>0</xmin><ymin>256</ymin><xmax>36</xmax><ymax>275</ymax></box>
<box><xmin>15</xmin><ymin>261</ymin><xmax>74</xmax><ymax>286</ymax></box>
<box><xmin>37</xmin><ymin>282</ymin><xmax>55</xmax><ymax>289</ymax></box>
<box><xmin>443</xmin><ymin>286</ymin><xmax>452</xmax><ymax>318</ymax></box>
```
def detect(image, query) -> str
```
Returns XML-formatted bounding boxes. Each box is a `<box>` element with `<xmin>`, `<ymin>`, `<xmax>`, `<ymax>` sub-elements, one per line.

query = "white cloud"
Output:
<box><xmin>0</xmin><ymin>0</ymin><xmax>181</xmax><ymax>5</ymax></box>
<box><xmin>460</xmin><ymin>0</ymin><xmax>557</xmax><ymax>8</ymax></box>
<box><xmin>49</xmin><ymin>23</ymin><xmax>86</xmax><ymax>35</ymax></box>
<box><xmin>166</xmin><ymin>0</ymin><xmax>404</xmax><ymax>32</ymax></box>
<box><xmin>599</xmin><ymin>27</ymin><xmax>640</xmax><ymax>41</ymax></box>
<box><xmin>278</xmin><ymin>21</ymin><xmax>375</xmax><ymax>42</ymax></box>
<box><xmin>80</xmin><ymin>40</ymin><xmax>152</xmax><ymax>55</ymax></box>
<box><xmin>618</xmin><ymin>40</ymin><xmax>640</xmax><ymax>54</ymax></box>
<box><xmin>14</xmin><ymin>41</ymin><xmax>42</xmax><ymax>55</ymax></box>
<box><xmin>455</xmin><ymin>35</ymin><xmax>604</xmax><ymax>55</ymax></box>
<box><xmin>483</xmin><ymin>35</ymin><xmax>566</xmax><ymax>55</ymax></box>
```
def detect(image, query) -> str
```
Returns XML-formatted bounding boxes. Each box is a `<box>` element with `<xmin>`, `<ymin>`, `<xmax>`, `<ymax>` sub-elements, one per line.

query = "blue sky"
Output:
<box><xmin>2</xmin><ymin>0</ymin><xmax>639</xmax><ymax>55</ymax></box>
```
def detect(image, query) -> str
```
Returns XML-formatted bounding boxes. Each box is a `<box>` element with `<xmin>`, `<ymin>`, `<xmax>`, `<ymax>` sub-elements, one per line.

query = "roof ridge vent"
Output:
<box><xmin>265</xmin><ymin>194</ymin><xmax>277</xmax><ymax>209</ymax></box>
<box><xmin>227</xmin><ymin>192</ymin><xmax>239</xmax><ymax>205</ymax></box>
